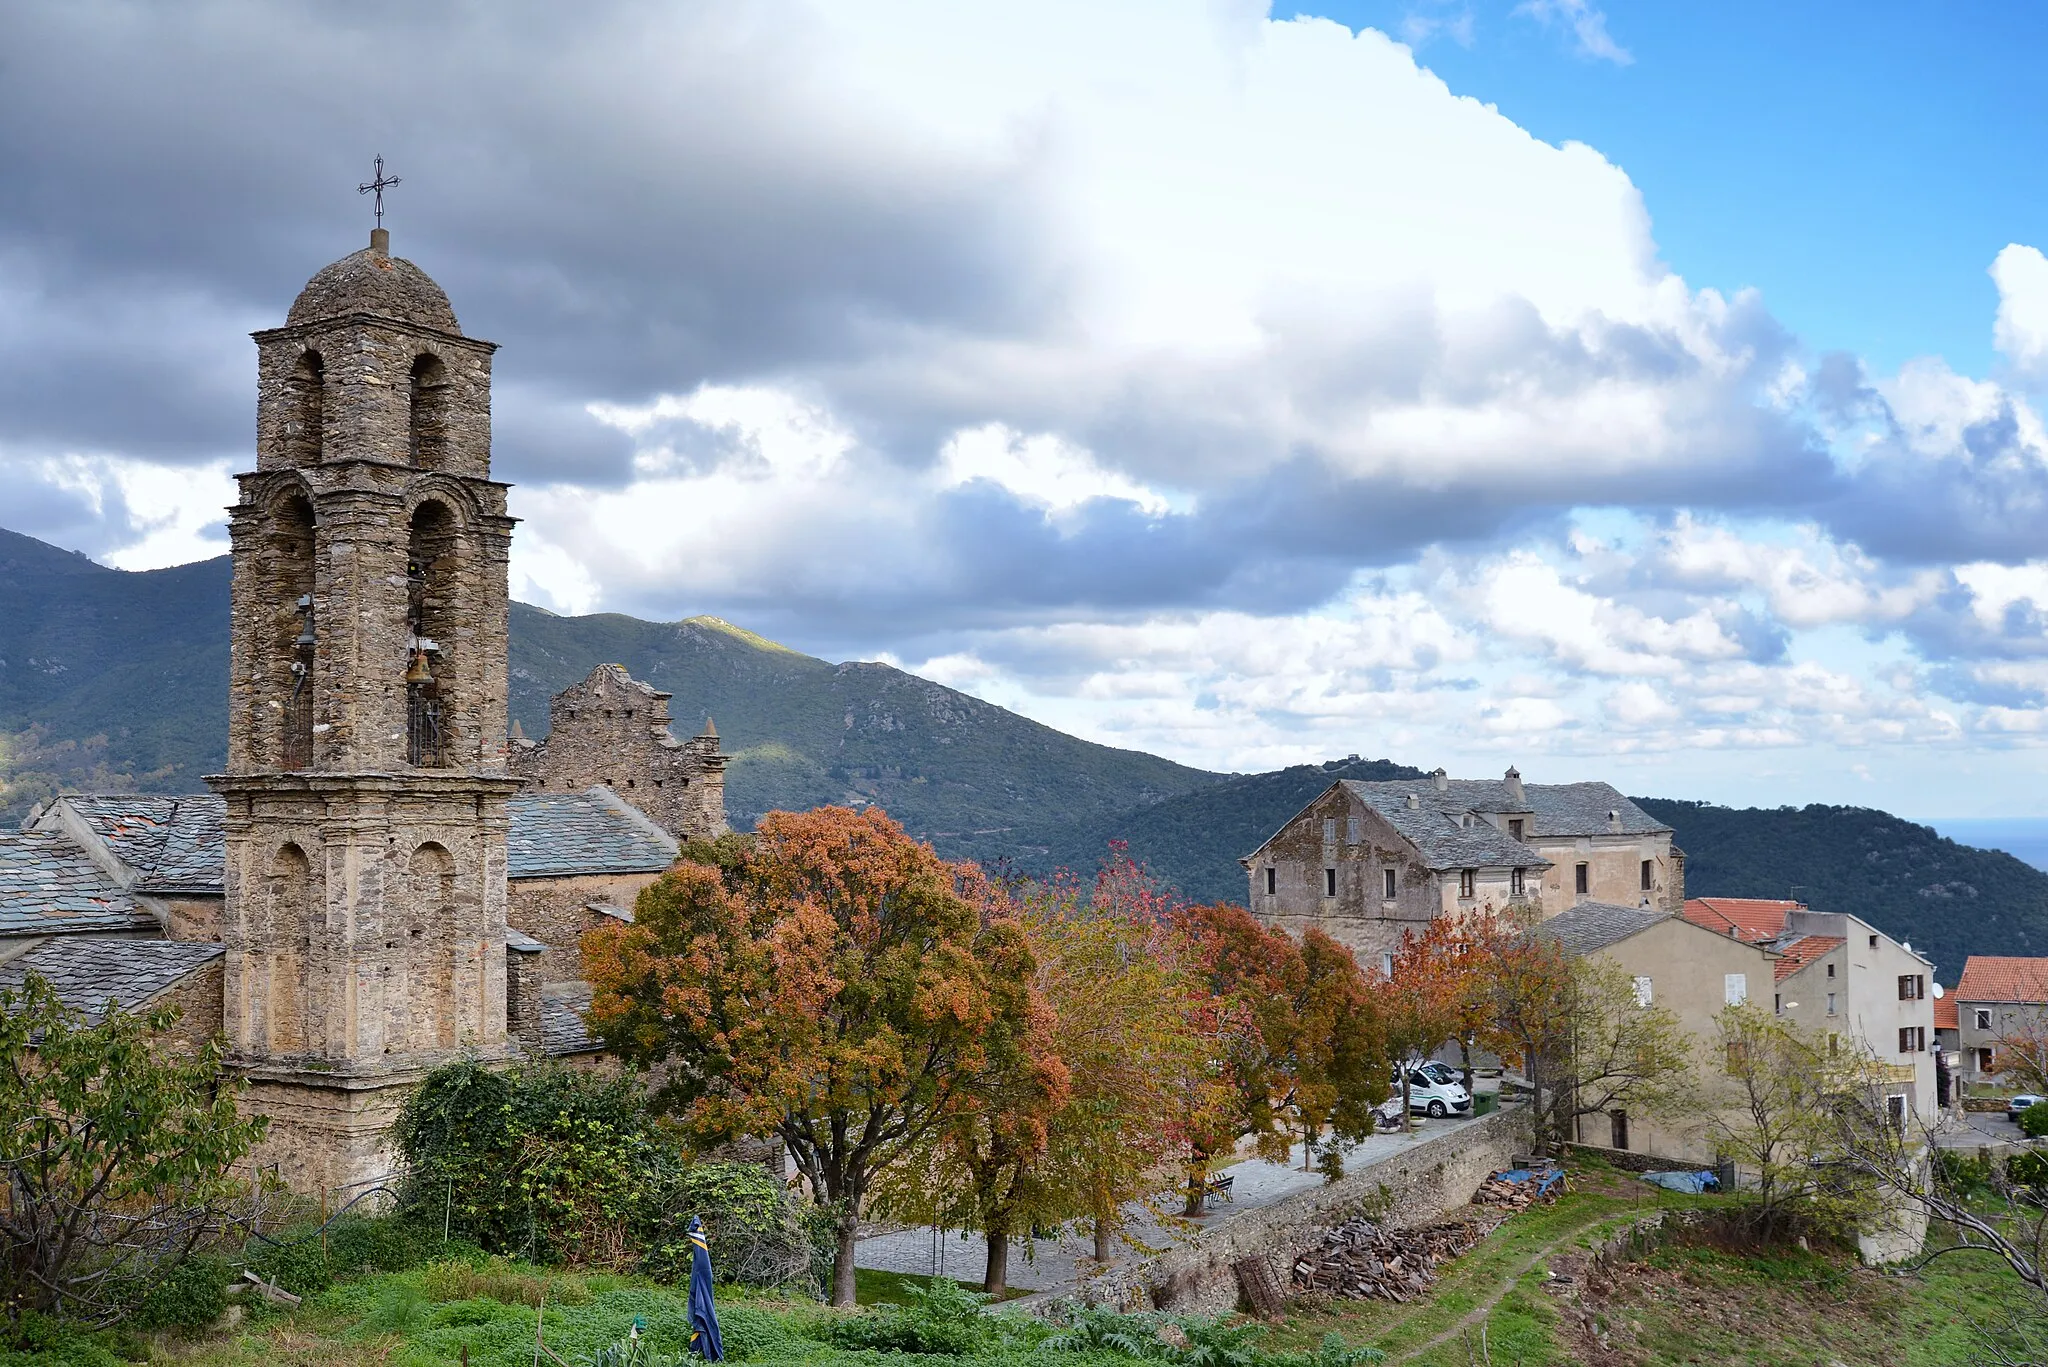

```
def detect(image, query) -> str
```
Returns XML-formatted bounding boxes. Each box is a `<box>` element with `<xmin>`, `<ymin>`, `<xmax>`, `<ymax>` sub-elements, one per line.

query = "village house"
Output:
<box><xmin>1681</xmin><ymin>898</ymin><xmax>1939</xmax><ymax>1124</ymax></box>
<box><xmin>1534</xmin><ymin>900</ymin><xmax>1778</xmax><ymax>1167</ymax></box>
<box><xmin>1953</xmin><ymin>955</ymin><xmax>2048</xmax><ymax>1085</ymax></box>
<box><xmin>0</xmin><ymin>228</ymin><xmax>723</xmax><ymax>1196</ymax></box>
<box><xmin>1242</xmin><ymin>767</ymin><xmax>1683</xmax><ymax>971</ymax></box>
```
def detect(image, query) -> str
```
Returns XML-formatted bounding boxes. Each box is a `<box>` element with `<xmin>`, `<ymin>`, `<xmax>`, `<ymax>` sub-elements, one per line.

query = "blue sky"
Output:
<box><xmin>1308</xmin><ymin>1</ymin><xmax>2048</xmax><ymax>374</ymax></box>
<box><xmin>4</xmin><ymin>1</ymin><xmax>2048</xmax><ymax>819</ymax></box>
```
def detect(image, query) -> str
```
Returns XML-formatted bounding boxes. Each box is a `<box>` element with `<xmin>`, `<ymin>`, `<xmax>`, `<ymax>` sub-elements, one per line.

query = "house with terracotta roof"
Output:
<box><xmin>1954</xmin><ymin>956</ymin><xmax>2048</xmax><ymax>1084</ymax></box>
<box><xmin>1681</xmin><ymin>897</ymin><xmax>1940</xmax><ymax>1124</ymax></box>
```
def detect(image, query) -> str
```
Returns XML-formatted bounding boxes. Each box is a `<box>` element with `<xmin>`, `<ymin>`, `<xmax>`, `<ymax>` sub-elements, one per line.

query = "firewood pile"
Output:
<box><xmin>1289</xmin><ymin>1217</ymin><xmax>1492</xmax><ymax>1303</ymax></box>
<box><xmin>1471</xmin><ymin>1165</ymin><xmax>1567</xmax><ymax>1209</ymax></box>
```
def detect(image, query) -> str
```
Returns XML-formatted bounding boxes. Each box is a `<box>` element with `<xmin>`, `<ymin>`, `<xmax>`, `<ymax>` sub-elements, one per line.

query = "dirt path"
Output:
<box><xmin>1386</xmin><ymin>1209</ymin><xmax>1623</xmax><ymax>1365</ymax></box>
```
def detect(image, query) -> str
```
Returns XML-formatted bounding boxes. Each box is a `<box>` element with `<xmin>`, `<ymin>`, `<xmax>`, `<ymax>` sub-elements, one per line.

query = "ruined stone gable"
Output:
<box><xmin>508</xmin><ymin>663</ymin><xmax>727</xmax><ymax>840</ymax></box>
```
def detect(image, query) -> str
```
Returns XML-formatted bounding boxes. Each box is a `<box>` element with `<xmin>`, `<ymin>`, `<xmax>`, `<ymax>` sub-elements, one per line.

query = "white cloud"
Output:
<box><xmin>1512</xmin><ymin>0</ymin><xmax>1633</xmax><ymax>65</ymax></box>
<box><xmin>936</xmin><ymin>424</ymin><xmax>1176</xmax><ymax>519</ymax></box>
<box><xmin>1993</xmin><ymin>243</ymin><xmax>2048</xmax><ymax>385</ymax></box>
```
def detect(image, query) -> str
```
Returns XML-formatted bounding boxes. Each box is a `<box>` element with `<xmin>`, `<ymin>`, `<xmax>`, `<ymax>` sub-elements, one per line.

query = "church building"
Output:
<box><xmin>0</xmin><ymin>228</ymin><xmax>722</xmax><ymax>1196</ymax></box>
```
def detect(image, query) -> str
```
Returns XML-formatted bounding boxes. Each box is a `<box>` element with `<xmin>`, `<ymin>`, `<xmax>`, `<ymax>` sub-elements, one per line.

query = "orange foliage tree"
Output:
<box><xmin>582</xmin><ymin>806</ymin><xmax>1043</xmax><ymax>1305</ymax></box>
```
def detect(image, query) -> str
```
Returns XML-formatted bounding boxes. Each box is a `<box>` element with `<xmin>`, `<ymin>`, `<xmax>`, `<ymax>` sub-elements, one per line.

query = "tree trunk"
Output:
<box><xmin>1183</xmin><ymin>1157</ymin><xmax>1207</xmax><ymax>1216</ymax></box>
<box><xmin>831</xmin><ymin>1212</ymin><xmax>860</xmax><ymax>1307</ymax></box>
<box><xmin>1093</xmin><ymin>1209</ymin><xmax>1112</xmax><ymax>1264</ymax></box>
<box><xmin>1459</xmin><ymin>1038</ymin><xmax>1475</xmax><ymax>1096</ymax></box>
<box><xmin>1402</xmin><ymin>1070</ymin><xmax>1413</xmax><ymax>1132</ymax></box>
<box><xmin>1302</xmin><ymin>1116</ymin><xmax>1314</xmax><ymax>1171</ymax></box>
<box><xmin>983</xmin><ymin>1227</ymin><xmax>1009</xmax><ymax>1298</ymax></box>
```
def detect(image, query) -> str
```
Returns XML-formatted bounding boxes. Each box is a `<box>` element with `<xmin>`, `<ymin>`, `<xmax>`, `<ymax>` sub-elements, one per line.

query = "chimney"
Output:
<box><xmin>1607</xmin><ymin>809</ymin><xmax>1621</xmax><ymax>832</ymax></box>
<box><xmin>1504</xmin><ymin>765</ymin><xmax>1525</xmax><ymax>807</ymax></box>
<box><xmin>1432</xmin><ymin>767</ymin><xmax>1449</xmax><ymax>792</ymax></box>
<box><xmin>1406</xmin><ymin>793</ymin><xmax>1420</xmax><ymax>809</ymax></box>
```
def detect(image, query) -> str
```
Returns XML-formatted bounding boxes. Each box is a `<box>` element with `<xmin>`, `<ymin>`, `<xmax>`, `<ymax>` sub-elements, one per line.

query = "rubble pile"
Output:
<box><xmin>1289</xmin><ymin>1217</ymin><xmax>1495</xmax><ymax>1303</ymax></box>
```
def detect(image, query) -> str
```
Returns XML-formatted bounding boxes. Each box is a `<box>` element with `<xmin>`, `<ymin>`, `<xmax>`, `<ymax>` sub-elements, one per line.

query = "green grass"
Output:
<box><xmin>850</xmin><ymin>1267</ymin><xmax>1026</xmax><ymax>1306</ymax></box>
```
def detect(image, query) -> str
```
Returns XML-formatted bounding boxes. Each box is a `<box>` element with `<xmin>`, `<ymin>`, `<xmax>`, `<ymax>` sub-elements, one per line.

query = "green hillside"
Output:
<box><xmin>1007</xmin><ymin>755</ymin><xmax>1427</xmax><ymax>901</ymax></box>
<box><xmin>0</xmin><ymin>528</ymin><xmax>1225</xmax><ymax>842</ymax></box>
<box><xmin>1636</xmin><ymin>797</ymin><xmax>2048</xmax><ymax>983</ymax></box>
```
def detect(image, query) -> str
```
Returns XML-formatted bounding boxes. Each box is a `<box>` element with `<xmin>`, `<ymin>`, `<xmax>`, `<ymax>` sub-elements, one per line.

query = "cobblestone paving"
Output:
<box><xmin>853</xmin><ymin>1114</ymin><xmax>1481</xmax><ymax>1293</ymax></box>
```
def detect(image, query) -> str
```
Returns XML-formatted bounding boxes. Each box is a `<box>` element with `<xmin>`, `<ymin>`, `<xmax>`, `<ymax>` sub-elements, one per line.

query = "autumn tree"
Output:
<box><xmin>583</xmin><ymin>806</ymin><xmax>1042</xmax><ymax>1305</ymax></box>
<box><xmin>1487</xmin><ymin>937</ymin><xmax>1691</xmax><ymax>1153</ymax></box>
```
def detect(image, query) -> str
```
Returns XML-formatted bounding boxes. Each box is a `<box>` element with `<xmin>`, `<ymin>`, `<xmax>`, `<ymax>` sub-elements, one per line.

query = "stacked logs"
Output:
<box><xmin>1471</xmin><ymin>1169</ymin><xmax>1566</xmax><ymax>1209</ymax></box>
<box><xmin>1289</xmin><ymin>1218</ymin><xmax>1493</xmax><ymax>1303</ymax></box>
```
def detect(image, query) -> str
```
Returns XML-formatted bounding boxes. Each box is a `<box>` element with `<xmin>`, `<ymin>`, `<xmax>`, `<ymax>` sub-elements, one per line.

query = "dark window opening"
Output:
<box><xmin>1324</xmin><ymin>867</ymin><xmax>1336</xmax><ymax>897</ymax></box>
<box><xmin>1977</xmin><ymin>1009</ymin><xmax>1992</xmax><ymax>1031</ymax></box>
<box><xmin>1383</xmin><ymin>868</ymin><xmax>1397</xmax><ymax>899</ymax></box>
<box><xmin>1508</xmin><ymin>818</ymin><xmax>1524</xmax><ymax>841</ymax></box>
<box><xmin>1898</xmin><ymin>1026</ymin><xmax>1925</xmax><ymax>1053</ymax></box>
<box><xmin>1610</xmin><ymin>1110</ymin><xmax>1629</xmax><ymax>1151</ymax></box>
<box><xmin>406</xmin><ymin>501</ymin><xmax>458</xmax><ymax>767</ymax></box>
<box><xmin>408</xmin><ymin>353</ymin><xmax>450</xmax><ymax>469</ymax></box>
<box><xmin>1641</xmin><ymin>859</ymin><xmax>1654</xmax><ymax>891</ymax></box>
<box><xmin>1511</xmin><ymin>867</ymin><xmax>1525</xmax><ymax>897</ymax></box>
<box><xmin>1898</xmin><ymin>975</ymin><xmax>1925</xmax><ymax>1001</ymax></box>
<box><xmin>276</xmin><ymin>493</ymin><xmax>317</xmax><ymax>770</ymax></box>
<box><xmin>1575</xmin><ymin>863</ymin><xmax>1589</xmax><ymax>895</ymax></box>
<box><xmin>1264</xmin><ymin>867</ymin><xmax>1276</xmax><ymax>896</ymax></box>
<box><xmin>1459</xmin><ymin>868</ymin><xmax>1476</xmax><ymax>899</ymax></box>
<box><xmin>285</xmin><ymin>350</ymin><xmax>324</xmax><ymax>465</ymax></box>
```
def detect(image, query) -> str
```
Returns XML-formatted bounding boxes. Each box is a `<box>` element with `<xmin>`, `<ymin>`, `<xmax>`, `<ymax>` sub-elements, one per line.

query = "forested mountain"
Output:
<box><xmin>8</xmin><ymin>523</ymin><xmax>2048</xmax><ymax>965</ymax></box>
<box><xmin>1636</xmin><ymin>798</ymin><xmax>2048</xmax><ymax>985</ymax></box>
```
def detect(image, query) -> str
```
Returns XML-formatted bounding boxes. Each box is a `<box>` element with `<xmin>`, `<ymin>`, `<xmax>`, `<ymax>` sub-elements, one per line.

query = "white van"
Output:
<box><xmin>1396</xmin><ymin>1061</ymin><xmax>1472</xmax><ymax>1119</ymax></box>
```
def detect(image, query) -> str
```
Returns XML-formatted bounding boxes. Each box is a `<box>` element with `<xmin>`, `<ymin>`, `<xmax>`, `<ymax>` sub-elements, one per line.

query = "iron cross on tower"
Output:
<box><xmin>358</xmin><ymin>155</ymin><xmax>401</xmax><ymax>227</ymax></box>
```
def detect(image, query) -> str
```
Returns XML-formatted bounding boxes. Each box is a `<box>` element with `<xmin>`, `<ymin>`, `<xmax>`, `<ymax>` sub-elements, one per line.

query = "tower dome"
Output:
<box><xmin>286</xmin><ymin>229</ymin><xmax>460</xmax><ymax>333</ymax></box>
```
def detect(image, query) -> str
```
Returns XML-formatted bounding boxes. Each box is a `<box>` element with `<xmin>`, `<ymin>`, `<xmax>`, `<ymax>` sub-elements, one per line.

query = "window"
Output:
<box><xmin>1979</xmin><ymin>1047</ymin><xmax>1995</xmax><ymax>1073</ymax></box>
<box><xmin>1575</xmin><ymin>863</ymin><xmax>1589</xmax><ymax>895</ymax></box>
<box><xmin>1774</xmin><ymin>993</ymin><xmax>1782</xmax><ymax>1016</ymax></box>
<box><xmin>1511</xmin><ymin>867</ymin><xmax>1526</xmax><ymax>897</ymax></box>
<box><xmin>1898</xmin><ymin>974</ymin><xmax>1926</xmax><ymax>1001</ymax></box>
<box><xmin>1508</xmin><ymin>818</ymin><xmax>1524</xmax><ymax>841</ymax></box>
<box><xmin>1383</xmin><ymin>869</ymin><xmax>1397</xmax><ymax>900</ymax></box>
<box><xmin>1610</xmin><ymin>1110</ymin><xmax>1630</xmax><ymax>1151</ymax></box>
<box><xmin>1459</xmin><ymin>869</ymin><xmax>1476</xmax><ymax>899</ymax></box>
<box><xmin>1633</xmin><ymin>976</ymin><xmax>1653</xmax><ymax>1007</ymax></box>
<box><xmin>1899</xmin><ymin>1026</ymin><xmax>1926</xmax><ymax>1053</ymax></box>
<box><xmin>1264</xmin><ymin>867</ymin><xmax>1276</xmax><ymax>896</ymax></box>
<box><xmin>1324</xmin><ymin>867</ymin><xmax>1337</xmax><ymax>897</ymax></box>
<box><xmin>1640</xmin><ymin>859</ymin><xmax>1654</xmax><ymax>891</ymax></box>
<box><xmin>1724</xmin><ymin>973</ymin><xmax>1748</xmax><ymax>1006</ymax></box>
<box><xmin>1826</xmin><ymin>963</ymin><xmax>1835</xmax><ymax>979</ymax></box>
<box><xmin>1323</xmin><ymin>818</ymin><xmax>1337</xmax><ymax>842</ymax></box>
<box><xmin>408</xmin><ymin>353</ymin><xmax>450</xmax><ymax>469</ymax></box>
<box><xmin>1826</xmin><ymin>992</ymin><xmax>1837</xmax><ymax>1015</ymax></box>
<box><xmin>1347</xmin><ymin>815</ymin><xmax>1362</xmax><ymax>844</ymax></box>
<box><xmin>1977</xmin><ymin>1009</ymin><xmax>1993</xmax><ymax>1031</ymax></box>
<box><xmin>1381</xmin><ymin>952</ymin><xmax>1395</xmax><ymax>977</ymax></box>
<box><xmin>1868</xmin><ymin>934</ymin><xmax>1878</xmax><ymax>948</ymax></box>
<box><xmin>1887</xmin><ymin>1095</ymin><xmax>1907</xmax><ymax>1131</ymax></box>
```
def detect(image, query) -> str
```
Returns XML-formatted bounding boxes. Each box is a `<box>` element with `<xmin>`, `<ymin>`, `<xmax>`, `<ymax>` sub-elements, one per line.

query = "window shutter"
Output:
<box><xmin>1724</xmin><ymin>973</ymin><xmax>1748</xmax><ymax>1006</ymax></box>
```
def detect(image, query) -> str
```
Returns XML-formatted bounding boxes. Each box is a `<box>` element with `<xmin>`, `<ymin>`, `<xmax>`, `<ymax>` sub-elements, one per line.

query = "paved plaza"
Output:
<box><xmin>853</xmin><ymin>1114</ymin><xmax>1482</xmax><ymax>1293</ymax></box>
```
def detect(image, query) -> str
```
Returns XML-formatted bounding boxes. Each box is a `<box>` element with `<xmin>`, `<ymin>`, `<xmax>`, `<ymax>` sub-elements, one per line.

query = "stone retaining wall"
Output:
<box><xmin>1083</xmin><ymin>1106</ymin><xmax>1531</xmax><ymax>1316</ymax></box>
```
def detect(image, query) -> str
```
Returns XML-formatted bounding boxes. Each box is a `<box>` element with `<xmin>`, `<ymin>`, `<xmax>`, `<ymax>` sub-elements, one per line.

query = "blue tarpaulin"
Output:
<box><xmin>687</xmin><ymin>1216</ymin><xmax>725</xmax><ymax>1361</ymax></box>
<box><xmin>1640</xmin><ymin>1170</ymin><xmax>1720</xmax><ymax>1194</ymax></box>
<box><xmin>1488</xmin><ymin>1167</ymin><xmax>1565</xmax><ymax>1197</ymax></box>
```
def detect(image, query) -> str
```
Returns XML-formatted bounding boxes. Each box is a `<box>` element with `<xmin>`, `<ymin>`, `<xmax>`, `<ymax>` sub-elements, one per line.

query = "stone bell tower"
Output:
<box><xmin>209</xmin><ymin>225</ymin><xmax>522</xmax><ymax>1194</ymax></box>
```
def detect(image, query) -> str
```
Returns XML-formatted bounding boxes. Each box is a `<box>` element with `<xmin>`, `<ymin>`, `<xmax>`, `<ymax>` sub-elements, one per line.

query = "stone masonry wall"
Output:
<box><xmin>1084</xmin><ymin>1107</ymin><xmax>1530</xmax><ymax>1316</ymax></box>
<box><xmin>507</xmin><ymin>871</ymin><xmax>661</xmax><ymax>985</ymax></box>
<box><xmin>509</xmin><ymin>664</ymin><xmax>727</xmax><ymax>839</ymax></box>
<box><xmin>156</xmin><ymin>959</ymin><xmax>226</xmax><ymax>1055</ymax></box>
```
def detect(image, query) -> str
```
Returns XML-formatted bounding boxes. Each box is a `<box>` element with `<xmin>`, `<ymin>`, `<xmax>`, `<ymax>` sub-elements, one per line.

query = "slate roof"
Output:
<box><xmin>1769</xmin><ymin>934</ymin><xmax>1844</xmax><ymax>982</ymax></box>
<box><xmin>0</xmin><ymin>938</ymin><xmax>222</xmax><ymax>1021</ymax></box>
<box><xmin>0</xmin><ymin>832</ymin><xmax>157</xmax><ymax>935</ymax></box>
<box><xmin>1956</xmin><ymin>955</ymin><xmax>2048</xmax><ymax>1005</ymax></box>
<box><xmin>505</xmin><ymin>929</ymin><xmax>546</xmax><ymax>954</ymax></box>
<box><xmin>1682</xmin><ymin>897</ymin><xmax>1803</xmax><ymax>943</ymax></box>
<box><xmin>506</xmin><ymin>788</ymin><xmax>677</xmax><ymax>878</ymax></box>
<box><xmin>38</xmin><ymin>786</ymin><xmax>677</xmax><ymax>893</ymax></box>
<box><xmin>539</xmin><ymin>987</ymin><xmax>602</xmax><ymax>1056</ymax></box>
<box><xmin>1347</xmin><ymin>778</ymin><xmax>1670</xmax><ymax>838</ymax></box>
<box><xmin>1340</xmin><ymin>782</ymin><xmax>1550</xmax><ymax>871</ymax></box>
<box><xmin>1535</xmin><ymin>901</ymin><xmax>1671</xmax><ymax>957</ymax></box>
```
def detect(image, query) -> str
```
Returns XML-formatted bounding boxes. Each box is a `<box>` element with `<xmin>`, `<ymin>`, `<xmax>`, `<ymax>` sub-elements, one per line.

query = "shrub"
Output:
<box><xmin>654</xmin><ymin>1162</ymin><xmax>812</xmax><ymax>1290</ymax></box>
<box><xmin>826</xmin><ymin>1278</ymin><xmax>992</xmax><ymax>1355</ymax></box>
<box><xmin>2019</xmin><ymin>1101</ymin><xmax>2048</xmax><ymax>1139</ymax></box>
<box><xmin>130</xmin><ymin>1254</ymin><xmax>233</xmax><ymax>1335</ymax></box>
<box><xmin>2010</xmin><ymin>1149</ymin><xmax>2048</xmax><ymax>1189</ymax></box>
<box><xmin>0</xmin><ymin>1314</ymin><xmax>133</xmax><ymax>1367</ymax></box>
<box><xmin>1935</xmin><ymin>1150</ymin><xmax>1995</xmax><ymax>1201</ymax></box>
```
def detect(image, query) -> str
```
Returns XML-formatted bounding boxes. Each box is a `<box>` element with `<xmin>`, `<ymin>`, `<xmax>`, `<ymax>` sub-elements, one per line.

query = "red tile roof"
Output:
<box><xmin>1933</xmin><ymin>993</ymin><xmax>1958</xmax><ymax>1031</ymax></box>
<box><xmin>1956</xmin><ymin>956</ymin><xmax>2048</xmax><ymax>1005</ymax></box>
<box><xmin>1771</xmin><ymin>935</ymin><xmax>1844</xmax><ymax>982</ymax></box>
<box><xmin>1681</xmin><ymin>897</ymin><xmax>1804</xmax><ymax>943</ymax></box>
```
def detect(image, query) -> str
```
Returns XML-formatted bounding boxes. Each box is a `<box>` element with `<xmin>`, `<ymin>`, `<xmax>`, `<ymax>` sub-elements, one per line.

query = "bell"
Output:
<box><xmin>404</xmin><ymin>649</ymin><xmax>434</xmax><ymax>685</ymax></box>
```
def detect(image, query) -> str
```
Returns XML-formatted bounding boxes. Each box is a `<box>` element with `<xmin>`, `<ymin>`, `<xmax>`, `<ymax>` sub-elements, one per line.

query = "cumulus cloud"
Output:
<box><xmin>1993</xmin><ymin>244</ymin><xmax>2048</xmax><ymax>386</ymax></box>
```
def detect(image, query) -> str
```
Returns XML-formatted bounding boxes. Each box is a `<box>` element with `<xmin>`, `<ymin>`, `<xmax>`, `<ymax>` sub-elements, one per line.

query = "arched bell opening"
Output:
<box><xmin>272</xmin><ymin>493</ymin><xmax>317</xmax><ymax>770</ymax></box>
<box><xmin>409</xmin><ymin>353</ymin><xmax>450</xmax><ymax>470</ymax></box>
<box><xmin>405</xmin><ymin>500</ymin><xmax>460</xmax><ymax>767</ymax></box>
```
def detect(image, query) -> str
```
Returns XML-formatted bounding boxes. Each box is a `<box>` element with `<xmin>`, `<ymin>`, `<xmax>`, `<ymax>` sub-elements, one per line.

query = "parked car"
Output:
<box><xmin>1396</xmin><ymin>1062</ymin><xmax>1472</xmax><ymax>1119</ymax></box>
<box><xmin>2008</xmin><ymin>1093</ymin><xmax>2046</xmax><ymax>1122</ymax></box>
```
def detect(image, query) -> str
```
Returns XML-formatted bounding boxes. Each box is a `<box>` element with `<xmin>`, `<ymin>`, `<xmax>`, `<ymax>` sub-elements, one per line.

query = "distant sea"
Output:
<box><xmin>1924</xmin><ymin>818</ymin><xmax>2048</xmax><ymax>874</ymax></box>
